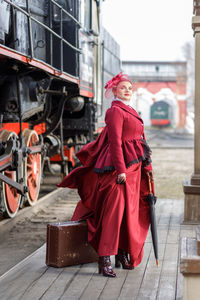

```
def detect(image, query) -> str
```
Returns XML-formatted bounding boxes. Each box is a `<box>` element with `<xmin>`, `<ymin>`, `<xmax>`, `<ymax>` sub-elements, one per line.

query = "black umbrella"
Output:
<box><xmin>146</xmin><ymin>175</ymin><xmax>158</xmax><ymax>266</ymax></box>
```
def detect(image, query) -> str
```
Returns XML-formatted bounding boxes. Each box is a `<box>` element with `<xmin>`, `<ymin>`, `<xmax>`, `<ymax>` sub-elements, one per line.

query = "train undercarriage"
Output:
<box><xmin>0</xmin><ymin>66</ymin><xmax>96</xmax><ymax>217</ymax></box>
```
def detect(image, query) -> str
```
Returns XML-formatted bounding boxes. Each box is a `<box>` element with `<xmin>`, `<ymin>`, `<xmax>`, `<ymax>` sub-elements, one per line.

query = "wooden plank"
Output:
<box><xmin>0</xmin><ymin>245</ymin><xmax>48</xmax><ymax>300</ymax></box>
<box><xmin>20</xmin><ymin>265</ymin><xmax>80</xmax><ymax>300</ymax></box>
<box><xmin>170</xmin><ymin>199</ymin><xmax>183</xmax><ymax>299</ymax></box>
<box><xmin>36</xmin><ymin>266</ymin><xmax>81</xmax><ymax>300</ymax></box>
<box><xmin>157</xmin><ymin>200</ymin><xmax>183</xmax><ymax>299</ymax></box>
<box><xmin>180</xmin><ymin>226</ymin><xmax>196</xmax><ymax>239</ymax></box>
<box><xmin>157</xmin><ymin>200</ymin><xmax>173</xmax><ymax>226</ymax></box>
<box><xmin>156</xmin><ymin>200</ymin><xmax>174</xmax><ymax>246</ymax></box>
<box><xmin>59</xmin><ymin>263</ymin><xmax>97</xmax><ymax>300</ymax></box>
<box><xmin>157</xmin><ymin>243</ymin><xmax>179</xmax><ymax>299</ymax></box>
<box><xmin>196</xmin><ymin>226</ymin><xmax>200</xmax><ymax>255</ymax></box>
<box><xmin>117</xmin><ymin>243</ymin><xmax>152</xmax><ymax>300</ymax></box>
<box><xmin>180</xmin><ymin>237</ymin><xmax>200</xmax><ymax>274</ymax></box>
<box><xmin>136</xmin><ymin>243</ymin><xmax>166</xmax><ymax>299</ymax></box>
<box><xmin>166</xmin><ymin>227</ymin><xmax>180</xmax><ymax>244</ymax></box>
<box><xmin>169</xmin><ymin>199</ymin><xmax>184</xmax><ymax>226</ymax></box>
<box><xmin>175</xmin><ymin>259</ymin><xmax>183</xmax><ymax>300</ymax></box>
<box><xmin>136</xmin><ymin>199</ymin><xmax>175</xmax><ymax>299</ymax></box>
<box><xmin>158</xmin><ymin>225</ymin><xmax>170</xmax><ymax>244</ymax></box>
<box><xmin>79</xmin><ymin>272</ymin><xmax>108</xmax><ymax>300</ymax></box>
<box><xmin>0</xmin><ymin>245</ymin><xmax>80</xmax><ymax>300</ymax></box>
<box><xmin>97</xmin><ymin>269</ymin><xmax>128</xmax><ymax>300</ymax></box>
<box><xmin>166</xmin><ymin>200</ymin><xmax>182</xmax><ymax>244</ymax></box>
<box><xmin>187</xmin><ymin>237</ymin><xmax>197</xmax><ymax>257</ymax></box>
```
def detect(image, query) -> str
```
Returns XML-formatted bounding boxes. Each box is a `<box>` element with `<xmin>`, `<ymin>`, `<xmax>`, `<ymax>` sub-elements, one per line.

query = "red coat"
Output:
<box><xmin>94</xmin><ymin>100</ymin><xmax>152</xmax><ymax>174</ymax></box>
<box><xmin>58</xmin><ymin>100</ymin><xmax>153</xmax><ymax>267</ymax></box>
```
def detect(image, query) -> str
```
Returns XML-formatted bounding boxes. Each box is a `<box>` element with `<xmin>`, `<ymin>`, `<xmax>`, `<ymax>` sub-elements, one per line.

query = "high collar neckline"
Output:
<box><xmin>111</xmin><ymin>100</ymin><xmax>143</xmax><ymax>123</ymax></box>
<box><xmin>113</xmin><ymin>98</ymin><xmax>132</xmax><ymax>107</ymax></box>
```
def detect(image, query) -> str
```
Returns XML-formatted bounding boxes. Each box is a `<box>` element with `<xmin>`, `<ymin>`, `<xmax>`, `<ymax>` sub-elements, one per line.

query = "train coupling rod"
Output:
<box><xmin>39</xmin><ymin>87</ymin><xmax>68</xmax><ymax>97</ymax></box>
<box><xmin>0</xmin><ymin>141</ymin><xmax>28</xmax><ymax>195</ymax></box>
<box><xmin>0</xmin><ymin>172</ymin><xmax>28</xmax><ymax>195</ymax></box>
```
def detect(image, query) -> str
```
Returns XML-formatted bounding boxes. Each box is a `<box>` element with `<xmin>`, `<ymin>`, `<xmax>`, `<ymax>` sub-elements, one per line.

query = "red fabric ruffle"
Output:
<box><xmin>94</xmin><ymin>137</ymin><xmax>152</xmax><ymax>173</ymax></box>
<box><xmin>69</xmin><ymin>162</ymin><xmax>150</xmax><ymax>267</ymax></box>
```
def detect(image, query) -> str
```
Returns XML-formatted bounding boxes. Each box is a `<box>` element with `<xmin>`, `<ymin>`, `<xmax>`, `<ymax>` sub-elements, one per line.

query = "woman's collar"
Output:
<box><xmin>113</xmin><ymin>98</ymin><xmax>133</xmax><ymax>108</ymax></box>
<box><xmin>111</xmin><ymin>100</ymin><xmax>143</xmax><ymax>122</ymax></box>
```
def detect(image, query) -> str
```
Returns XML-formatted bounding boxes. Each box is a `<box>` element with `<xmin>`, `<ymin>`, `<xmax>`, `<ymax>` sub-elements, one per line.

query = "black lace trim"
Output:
<box><xmin>94</xmin><ymin>140</ymin><xmax>152</xmax><ymax>174</ymax></box>
<box><xmin>94</xmin><ymin>156</ymin><xmax>149</xmax><ymax>174</ymax></box>
<box><xmin>94</xmin><ymin>166</ymin><xmax>115</xmax><ymax>173</ymax></box>
<box><xmin>142</xmin><ymin>158</ymin><xmax>152</xmax><ymax>168</ymax></box>
<box><xmin>140</xmin><ymin>139</ymin><xmax>152</xmax><ymax>168</ymax></box>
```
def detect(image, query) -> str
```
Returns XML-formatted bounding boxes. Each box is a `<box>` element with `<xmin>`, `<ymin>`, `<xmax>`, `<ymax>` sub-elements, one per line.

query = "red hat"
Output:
<box><xmin>104</xmin><ymin>72</ymin><xmax>132</xmax><ymax>99</ymax></box>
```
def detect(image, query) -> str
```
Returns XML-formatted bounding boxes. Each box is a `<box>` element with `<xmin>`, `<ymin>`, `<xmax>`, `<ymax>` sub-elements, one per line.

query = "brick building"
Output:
<box><xmin>122</xmin><ymin>61</ymin><xmax>187</xmax><ymax>128</ymax></box>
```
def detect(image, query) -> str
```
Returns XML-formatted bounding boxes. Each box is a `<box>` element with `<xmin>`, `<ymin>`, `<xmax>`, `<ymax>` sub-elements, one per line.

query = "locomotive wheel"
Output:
<box><xmin>23</xmin><ymin>129</ymin><xmax>41</xmax><ymax>206</ymax></box>
<box><xmin>0</xmin><ymin>130</ymin><xmax>21</xmax><ymax>218</ymax></box>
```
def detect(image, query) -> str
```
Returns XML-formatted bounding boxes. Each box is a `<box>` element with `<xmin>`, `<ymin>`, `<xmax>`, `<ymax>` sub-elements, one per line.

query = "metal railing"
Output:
<box><xmin>1</xmin><ymin>0</ymin><xmax>82</xmax><ymax>77</ymax></box>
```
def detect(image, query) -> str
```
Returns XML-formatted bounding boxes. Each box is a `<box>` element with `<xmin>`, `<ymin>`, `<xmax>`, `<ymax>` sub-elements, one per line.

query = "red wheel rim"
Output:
<box><xmin>1</xmin><ymin>130</ymin><xmax>20</xmax><ymax>216</ymax></box>
<box><xmin>26</xmin><ymin>133</ymin><xmax>41</xmax><ymax>203</ymax></box>
<box><xmin>4</xmin><ymin>170</ymin><xmax>20</xmax><ymax>213</ymax></box>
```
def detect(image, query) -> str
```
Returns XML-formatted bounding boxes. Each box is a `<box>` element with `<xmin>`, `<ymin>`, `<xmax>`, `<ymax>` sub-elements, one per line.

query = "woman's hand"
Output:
<box><xmin>117</xmin><ymin>173</ymin><xmax>126</xmax><ymax>184</ymax></box>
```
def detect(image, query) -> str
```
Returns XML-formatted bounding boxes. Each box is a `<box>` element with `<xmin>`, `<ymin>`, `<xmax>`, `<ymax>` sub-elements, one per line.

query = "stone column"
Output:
<box><xmin>183</xmin><ymin>2</ymin><xmax>200</xmax><ymax>223</ymax></box>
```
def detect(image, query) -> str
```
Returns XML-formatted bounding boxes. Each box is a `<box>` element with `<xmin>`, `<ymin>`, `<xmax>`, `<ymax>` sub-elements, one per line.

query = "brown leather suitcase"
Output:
<box><xmin>46</xmin><ymin>220</ymin><xmax>98</xmax><ymax>268</ymax></box>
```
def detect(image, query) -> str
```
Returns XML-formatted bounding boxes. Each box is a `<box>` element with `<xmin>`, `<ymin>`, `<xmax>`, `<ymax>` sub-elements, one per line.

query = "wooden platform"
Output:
<box><xmin>0</xmin><ymin>199</ymin><xmax>196</xmax><ymax>300</ymax></box>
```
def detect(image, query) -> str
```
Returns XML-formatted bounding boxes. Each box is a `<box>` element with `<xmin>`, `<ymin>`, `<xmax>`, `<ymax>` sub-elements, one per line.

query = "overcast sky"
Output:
<box><xmin>102</xmin><ymin>0</ymin><xmax>193</xmax><ymax>61</ymax></box>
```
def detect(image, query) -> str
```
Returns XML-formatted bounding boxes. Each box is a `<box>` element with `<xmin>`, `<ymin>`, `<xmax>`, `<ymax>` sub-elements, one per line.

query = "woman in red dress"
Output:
<box><xmin>58</xmin><ymin>73</ymin><xmax>153</xmax><ymax>278</ymax></box>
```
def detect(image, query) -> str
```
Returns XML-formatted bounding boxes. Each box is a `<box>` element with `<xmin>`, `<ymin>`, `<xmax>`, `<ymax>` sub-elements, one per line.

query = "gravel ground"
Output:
<box><xmin>152</xmin><ymin>148</ymin><xmax>193</xmax><ymax>199</ymax></box>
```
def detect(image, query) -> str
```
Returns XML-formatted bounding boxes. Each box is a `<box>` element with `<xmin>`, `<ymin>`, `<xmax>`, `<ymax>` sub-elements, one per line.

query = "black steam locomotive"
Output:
<box><xmin>0</xmin><ymin>0</ymin><xmax>121</xmax><ymax>217</ymax></box>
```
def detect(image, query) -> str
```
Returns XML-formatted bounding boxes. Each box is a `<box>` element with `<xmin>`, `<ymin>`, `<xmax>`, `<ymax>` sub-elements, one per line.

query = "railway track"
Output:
<box><xmin>146</xmin><ymin>129</ymin><xmax>194</xmax><ymax>148</ymax></box>
<box><xmin>0</xmin><ymin>184</ymin><xmax>79</xmax><ymax>276</ymax></box>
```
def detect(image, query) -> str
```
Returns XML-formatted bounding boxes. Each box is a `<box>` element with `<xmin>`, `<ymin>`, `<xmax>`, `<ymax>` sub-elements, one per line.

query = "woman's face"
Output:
<box><xmin>113</xmin><ymin>81</ymin><xmax>133</xmax><ymax>102</ymax></box>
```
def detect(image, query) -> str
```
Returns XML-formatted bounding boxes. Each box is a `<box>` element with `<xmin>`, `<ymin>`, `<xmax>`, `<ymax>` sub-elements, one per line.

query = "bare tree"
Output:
<box><xmin>182</xmin><ymin>40</ymin><xmax>195</xmax><ymax>112</ymax></box>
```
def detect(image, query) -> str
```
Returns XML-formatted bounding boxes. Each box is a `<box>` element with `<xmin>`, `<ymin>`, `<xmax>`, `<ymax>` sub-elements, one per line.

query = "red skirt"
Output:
<box><xmin>71</xmin><ymin>162</ymin><xmax>150</xmax><ymax>268</ymax></box>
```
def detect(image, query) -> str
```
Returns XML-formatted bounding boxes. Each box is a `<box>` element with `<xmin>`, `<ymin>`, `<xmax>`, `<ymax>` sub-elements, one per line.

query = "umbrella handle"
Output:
<box><xmin>147</xmin><ymin>174</ymin><xmax>152</xmax><ymax>194</ymax></box>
